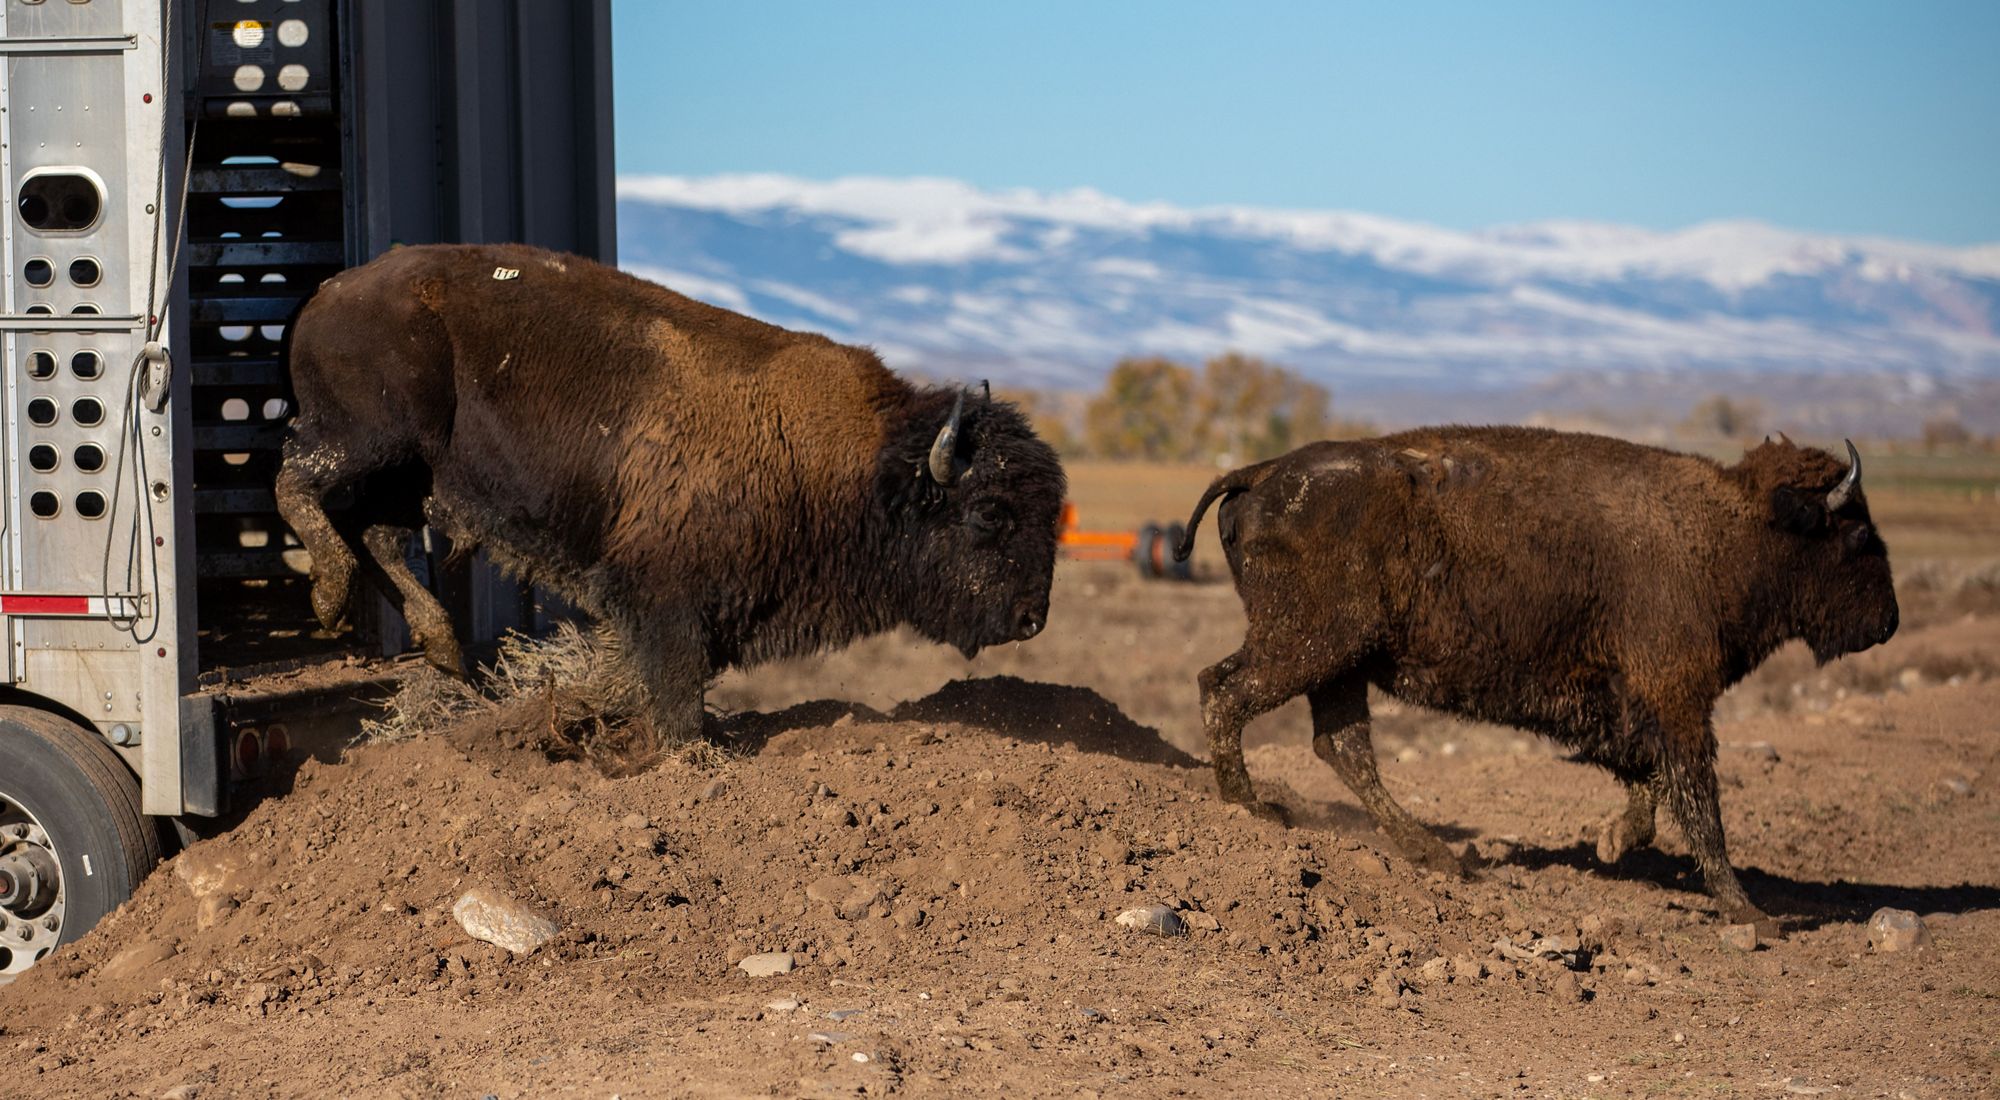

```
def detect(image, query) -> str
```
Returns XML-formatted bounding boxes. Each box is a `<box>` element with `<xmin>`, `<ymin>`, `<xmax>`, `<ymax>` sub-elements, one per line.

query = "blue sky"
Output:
<box><xmin>611</xmin><ymin>2</ymin><xmax>1999</xmax><ymax>245</ymax></box>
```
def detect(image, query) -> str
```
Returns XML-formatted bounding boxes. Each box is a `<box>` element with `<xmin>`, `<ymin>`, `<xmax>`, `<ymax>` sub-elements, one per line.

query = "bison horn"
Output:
<box><xmin>928</xmin><ymin>389</ymin><xmax>965</xmax><ymax>485</ymax></box>
<box><xmin>1825</xmin><ymin>438</ymin><xmax>1861</xmax><ymax>512</ymax></box>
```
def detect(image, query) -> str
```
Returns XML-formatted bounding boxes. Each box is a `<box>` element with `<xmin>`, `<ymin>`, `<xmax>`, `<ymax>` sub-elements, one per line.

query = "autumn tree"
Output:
<box><xmin>1921</xmin><ymin>416</ymin><xmax>1972</xmax><ymax>454</ymax></box>
<box><xmin>1681</xmin><ymin>394</ymin><xmax>1763</xmax><ymax>440</ymax></box>
<box><xmin>1195</xmin><ymin>352</ymin><xmax>1331</xmax><ymax>463</ymax></box>
<box><xmin>1083</xmin><ymin>357</ymin><xmax>1200</xmax><ymax>460</ymax></box>
<box><xmin>993</xmin><ymin>386</ymin><xmax>1081</xmax><ymax>455</ymax></box>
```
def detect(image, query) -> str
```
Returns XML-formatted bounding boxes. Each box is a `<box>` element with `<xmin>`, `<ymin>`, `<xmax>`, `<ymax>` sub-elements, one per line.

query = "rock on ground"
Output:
<box><xmin>451</xmin><ymin>886</ymin><xmax>561</xmax><ymax>955</ymax></box>
<box><xmin>737</xmin><ymin>952</ymin><xmax>795</xmax><ymax>977</ymax></box>
<box><xmin>1866</xmin><ymin>908</ymin><xmax>1932</xmax><ymax>954</ymax></box>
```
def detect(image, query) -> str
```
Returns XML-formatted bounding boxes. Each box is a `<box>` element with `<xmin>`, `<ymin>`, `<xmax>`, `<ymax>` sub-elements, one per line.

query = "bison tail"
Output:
<box><xmin>1174</xmin><ymin>461</ymin><xmax>1279</xmax><ymax>562</ymax></box>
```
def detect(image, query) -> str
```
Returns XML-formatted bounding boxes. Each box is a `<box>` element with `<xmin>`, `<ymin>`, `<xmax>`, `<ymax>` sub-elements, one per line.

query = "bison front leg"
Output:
<box><xmin>1658</xmin><ymin>720</ymin><xmax>1775</xmax><ymax>935</ymax></box>
<box><xmin>1309</xmin><ymin>677</ymin><xmax>1465</xmax><ymax>876</ymax></box>
<box><xmin>613</xmin><ymin>603</ymin><xmax>710</xmax><ymax>746</ymax></box>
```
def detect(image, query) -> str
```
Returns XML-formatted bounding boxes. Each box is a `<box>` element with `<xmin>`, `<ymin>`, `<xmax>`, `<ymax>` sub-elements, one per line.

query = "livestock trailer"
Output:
<box><xmin>0</xmin><ymin>0</ymin><xmax>614</xmax><ymax>980</ymax></box>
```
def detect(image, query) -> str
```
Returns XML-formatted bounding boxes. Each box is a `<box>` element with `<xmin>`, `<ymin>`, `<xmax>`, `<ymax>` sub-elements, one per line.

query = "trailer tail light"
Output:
<box><xmin>263</xmin><ymin>724</ymin><xmax>290</xmax><ymax>762</ymax></box>
<box><xmin>233</xmin><ymin>728</ymin><xmax>262</xmax><ymax>778</ymax></box>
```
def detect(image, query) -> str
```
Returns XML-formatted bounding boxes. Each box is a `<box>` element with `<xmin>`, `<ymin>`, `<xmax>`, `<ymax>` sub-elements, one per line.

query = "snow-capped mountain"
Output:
<box><xmin>615</xmin><ymin>174</ymin><xmax>2000</xmax><ymax>396</ymax></box>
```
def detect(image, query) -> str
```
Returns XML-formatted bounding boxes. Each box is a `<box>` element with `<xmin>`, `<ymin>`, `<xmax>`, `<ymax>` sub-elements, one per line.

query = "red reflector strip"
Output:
<box><xmin>0</xmin><ymin>594</ymin><xmax>141</xmax><ymax>617</ymax></box>
<box><xmin>2</xmin><ymin>595</ymin><xmax>90</xmax><ymax>615</ymax></box>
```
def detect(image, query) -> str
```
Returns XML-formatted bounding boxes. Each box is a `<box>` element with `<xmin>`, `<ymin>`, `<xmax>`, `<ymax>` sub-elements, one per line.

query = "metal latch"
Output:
<box><xmin>140</xmin><ymin>341</ymin><xmax>171</xmax><ymax>412</ymax></box>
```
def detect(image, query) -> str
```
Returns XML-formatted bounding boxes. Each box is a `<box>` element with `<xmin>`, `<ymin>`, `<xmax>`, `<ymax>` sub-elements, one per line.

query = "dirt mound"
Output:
<box><xmin>5</xmin><ymin>666</ymin><xmax>1997</xmax><ymax>1096</ymax></box>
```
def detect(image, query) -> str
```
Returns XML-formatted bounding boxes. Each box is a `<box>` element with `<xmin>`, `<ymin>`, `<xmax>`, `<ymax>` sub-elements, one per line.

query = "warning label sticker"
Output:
<box><xmin>209</xmin><ymin>20</ymin><xmax>274</xmax><ymax>66</ymax></box>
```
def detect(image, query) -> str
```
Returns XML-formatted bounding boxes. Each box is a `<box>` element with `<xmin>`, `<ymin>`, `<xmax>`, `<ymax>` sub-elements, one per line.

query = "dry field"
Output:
<box><xmin>3</xmin><ymin>453</ymin><xmax>1997</xmax><ymax>1098</ymax></box>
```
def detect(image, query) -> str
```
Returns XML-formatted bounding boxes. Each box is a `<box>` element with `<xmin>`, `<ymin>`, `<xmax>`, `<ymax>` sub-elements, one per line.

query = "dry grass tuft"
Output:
<box><xmin>358</xmin><ymin>622</ymin><xmax>714</xmax><ymax>775</ymax></box>
<box><xmin>356</xmin><ymin>665</ymin><xmax>486</xmax><ymax>745</ymax></box>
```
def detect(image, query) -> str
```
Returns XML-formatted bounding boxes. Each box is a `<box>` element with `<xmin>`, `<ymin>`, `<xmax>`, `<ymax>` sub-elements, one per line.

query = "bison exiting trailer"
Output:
<box><xmin>276</xmin><ymin>244</ymin><xmax>1067</xmax><ymax>741</ymax></box>
<box><xmin>0</xmin><ymin>1</ymin><xmax>615</xmax><ymax>980</ymax></box>
<box><xmin>1179</xmin><ymin>427</ymin><xmax>1898</xmax><ymax>930</ymax></box>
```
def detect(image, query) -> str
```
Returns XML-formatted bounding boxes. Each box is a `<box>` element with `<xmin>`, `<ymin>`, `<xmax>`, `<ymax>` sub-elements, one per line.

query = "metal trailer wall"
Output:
<box><xmin>346</xmin><ymin>1</ymin><xmax>615</xmax><ymax>264</ymax></box>
<box><xmin>1</xmin><ymin>0</ymin><xmax>187</xmax><ymax>818</ymax></box>
<box><xmin>0</xmin><ymin>0</ymin><xmax>613</xmax><ymax>819</ymax></box>
<box><xmin>340</xmin><ymin>0</ymin><xmax>614</xmax><ymax>644</ymax></box>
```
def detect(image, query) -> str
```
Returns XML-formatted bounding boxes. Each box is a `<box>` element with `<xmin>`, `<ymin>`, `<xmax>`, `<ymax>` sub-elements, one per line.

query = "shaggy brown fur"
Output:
<box><xmin>1178</xmin><ymin>427</ymin><xmax>1898</xmax><ymax>930</ymax></box>
<box><xmin>276</xmin><ymin>244</ymin><xmax>1066</xmax><ymax>742</ymax></box>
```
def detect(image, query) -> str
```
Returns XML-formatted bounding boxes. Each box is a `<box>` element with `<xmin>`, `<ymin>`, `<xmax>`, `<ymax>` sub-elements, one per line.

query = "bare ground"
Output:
<box><xmin>3</xmin><ymin>466</ymin><xmax>1997</xmax><ymax>1099</ymax></box>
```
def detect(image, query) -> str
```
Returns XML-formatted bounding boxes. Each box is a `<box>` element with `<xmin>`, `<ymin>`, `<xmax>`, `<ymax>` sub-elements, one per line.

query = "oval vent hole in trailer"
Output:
<box><xmin>69</xmin><ymin>257</ymin><xmax>101</xmax><ymax>287</ymax></box>
<box><xmin>75</xmin><ymin>491</ymin><xmax>106</xmax><ymax>520</ymax></box>
<box><xmin>26</xmin><ymin>350</ymin><xmax>56</xmax><ymax>379</ymax></box>
<box><xmin>221</xmin><ymin>398</ymin><xmax>250</xmax><ymax>421</ymax></box>
<box><xmin>18</xmin><ymin>172</ymin><xmax>104</xmax><ymax>234</ymax></box>
<box><xmin>29</xmin><ymin>492</ymin><xmax>59</xmax><ymax>519</ymax></box>
<box><xmin>71</xmin><ymin>350</ymin><xmax>101</xmax><ymax>379</ymax></box>
<box><xmin>28</xmin><ymin>444</ymin><xmax>59</xmax><ymax>473</ymax></box>
<box><xmin>73</xmin><ymin>443</ymin><xmax>105</xmax><ymax>473</ymax></box>
<box><xmin>27</xmin><ymin>397</ymin><xmax>58</xmax><ymax>426</ymax></box>
<box><xmin>70</xmin><ymin>304</ymin><xmax>101</xmax><ymax>315</ymax></box>
<box><xmin>72</xmin><ymin>397</ymin><xmax>105</xmax><ymax>427</ymax></box>
<box><xmin>24</xmin><ymin>258</ymin><xmax>53</xmax><ymax>287</ymax></box>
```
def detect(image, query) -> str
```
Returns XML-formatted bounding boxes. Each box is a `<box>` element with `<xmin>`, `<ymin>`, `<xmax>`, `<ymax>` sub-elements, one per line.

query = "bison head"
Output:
<box><xmin>1740</xmin><ymin>437</ymin><xmax>1898</xmax><ymax>662</ymax></box>
<box><xmin>876</xmin><ymin>386</ymin><xmax>1067</xmax><ymax>658</ymax></box>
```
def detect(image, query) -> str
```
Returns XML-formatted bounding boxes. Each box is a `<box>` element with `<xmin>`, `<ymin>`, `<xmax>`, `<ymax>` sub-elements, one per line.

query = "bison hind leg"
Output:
<box><xmin>1594</xmin><ymin>774</ymin><xmax>1660</xmax><ymax>865</ymax></box>
<box><xmin>359</xmin><ymin>525</ymin><xmax>464</xmax><ymax>676</ymax></box>
<box><xmin>1197</xmin><ymin>650</ymin><xmax>1297</xmax><ymax>822</ymax></box>
<box><xmin>1309</xmin><ymin>676</ymin><xmax>1466</xmax><ymax>876</ymax></box>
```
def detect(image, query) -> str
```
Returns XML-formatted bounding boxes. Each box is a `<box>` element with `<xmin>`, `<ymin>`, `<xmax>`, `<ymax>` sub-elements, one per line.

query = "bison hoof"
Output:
<box><xmin>310</xmin><ymin>580</ymin><xmax>350</xmax><ymax>634</ymax></box>
<box><xmin>1724</xmin><ymin>908</ymin><xmax>1784</xmax><ymax>942</ymax></box>
<box><xmin>1408</xmin><ymin>844</ymin><xmax>1468</xmax><ymax>879</ymax></box>
<box><xmin>422</xmin><ymin>639</ymin><xmax>465</xmax><ymax>678</ymax></box>
<box><xmin>1387</xmin><ymin>827</ymin><xmax>1468</xmax><ymax>878</ymax></box>
<box><xmin>1247</xmin><ymin>800</ymin><xmax>1291</xmax><ymax>826</ymax></box>
<box><xmin>1593</xmin><ymin>812</ymin><xmax>1655</xmax><ymax>865</ymax></box>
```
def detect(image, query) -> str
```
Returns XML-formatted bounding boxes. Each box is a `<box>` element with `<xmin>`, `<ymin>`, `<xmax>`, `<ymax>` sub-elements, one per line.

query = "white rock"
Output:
<box><xmin>1114</xmin><ymin>904</ymin><xmax>1187</xmax><ymax>936</ymax></box>
<box><xmin>1867</xmin><ymin>908</ymin><xmax>1932</xmax><ymax>954</ymax></box>
<box><xmin>451</xmin><ymin>886</ymin><xmax>560</xmax><ymax>954</ymax></box>
<box><xmin>766</xmin><ymin>996</ymin><xmax>801</xmax><ymax>1012</ymax></box>
<box><xmin>737</xmin><ymin>951</ymin><xmax>796</xmax><ymax>977</ymax></box>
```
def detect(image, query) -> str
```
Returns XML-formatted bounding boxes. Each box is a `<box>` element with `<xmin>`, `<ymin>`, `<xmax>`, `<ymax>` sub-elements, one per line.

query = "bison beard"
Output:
<box><xmin>1181</xmin><ymin>427</ymin><xmax>1898</xmax><ymax>932</ymax></box>
<box><xmin>274</xmin><ymin>244</ymin><xmax>1064</xmax><ymax>744</ymax></box>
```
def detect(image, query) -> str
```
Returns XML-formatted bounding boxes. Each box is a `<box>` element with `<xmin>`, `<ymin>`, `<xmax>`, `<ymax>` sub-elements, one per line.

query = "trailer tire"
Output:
<box><xmin>0</xmin><ymin>706</ymin><xmax>160</xmax><ymax>977</ymax></box>
<box><xmin>1163</xmin><ymin>522</ymin><xmax>1193</xmax><ymax>580</ymax></box>
<box><xmin>1134</xmin><ymin>524</ymin><xmax>1163</xmax><ymax>579</ymax></box>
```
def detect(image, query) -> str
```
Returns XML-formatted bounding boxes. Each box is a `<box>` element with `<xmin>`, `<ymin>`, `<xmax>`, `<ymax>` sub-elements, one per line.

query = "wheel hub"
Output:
<box><xmin>0</xmin><ymin>845</ymin><xmax>57</xmax><ymax>913</ymax></box>
<box><xmin>0</xmin><ymin>791</ymin><xmax>64</xmax><ymax>977</ymax></box>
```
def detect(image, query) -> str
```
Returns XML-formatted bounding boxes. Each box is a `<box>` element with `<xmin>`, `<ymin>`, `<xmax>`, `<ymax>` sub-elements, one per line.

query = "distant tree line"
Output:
<box><xmin>1000</xmin><ymin>352</ymin><xmax>1369</xmax><ymax>465</ymax></box>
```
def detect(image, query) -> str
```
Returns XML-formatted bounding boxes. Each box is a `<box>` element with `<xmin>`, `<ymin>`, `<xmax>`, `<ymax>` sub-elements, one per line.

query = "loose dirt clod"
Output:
<box><xmin>1719</xmin><ymin>922</ymin><xmax>1762</xmax><ymax>951</ymax></box>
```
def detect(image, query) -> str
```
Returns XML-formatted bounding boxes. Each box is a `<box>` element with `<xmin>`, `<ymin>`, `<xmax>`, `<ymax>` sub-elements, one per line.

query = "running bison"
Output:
<box><xmin>1177</xmin><ymin>427</ymin><xmax>1897</xmax><ymax>929</ymax></box>
<box><xmin>276</xmin><ymin>244</ymin><xmax>1065</xmax><ymax>740</ymax></box>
